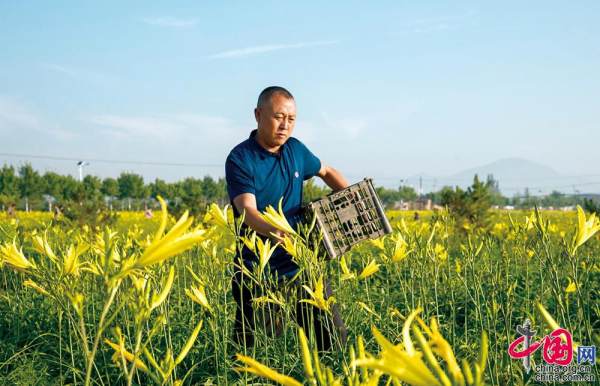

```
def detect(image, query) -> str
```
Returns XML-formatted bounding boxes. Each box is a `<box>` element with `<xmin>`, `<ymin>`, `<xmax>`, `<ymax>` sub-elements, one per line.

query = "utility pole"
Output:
<box><xmin>77</xmin><ymin>161</ymin><xmax>89</xmax><ymax>182</ymax></box>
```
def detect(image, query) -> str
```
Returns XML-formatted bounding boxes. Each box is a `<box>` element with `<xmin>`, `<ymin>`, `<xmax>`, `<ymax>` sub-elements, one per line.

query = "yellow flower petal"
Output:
<box><xmin>235</xmin><ymin>354</ymin><xmax>302</xmax><ymax>386</ymax></box>
<box><xmin>358</xmin><ymin>260</ymin><xmax>380</xmax><ymax>280</ymax></box>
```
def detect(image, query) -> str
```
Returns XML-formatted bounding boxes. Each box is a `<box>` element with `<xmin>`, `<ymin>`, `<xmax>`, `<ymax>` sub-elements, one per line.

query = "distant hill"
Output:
<box><xmin>450</xmin><ymin>158</ymin><xmax>560</xmax><ymax>182</ymax></box>
<box><xmin>420</xmin><ymin>158</ymin><xmax>598</xmax><ymax>196</ymax></box>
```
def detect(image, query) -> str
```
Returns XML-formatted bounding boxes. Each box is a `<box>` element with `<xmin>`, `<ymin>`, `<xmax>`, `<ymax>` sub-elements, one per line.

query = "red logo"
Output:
<box><xmin>508</xmin><ymin>320</ymin><xmax>573</xmax><ymax>369</ymax></box>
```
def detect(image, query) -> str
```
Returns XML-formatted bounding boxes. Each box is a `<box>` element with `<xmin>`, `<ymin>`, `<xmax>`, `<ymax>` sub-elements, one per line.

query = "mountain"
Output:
<box><xmin>433</xmin><ymin>158</ymin><xmax>595</xmax><ymax>196</ymax></box>
<box><xmin>451</xmin><ymin>158</ymin><xmax>559</xmax><ymax>183</ymax></box>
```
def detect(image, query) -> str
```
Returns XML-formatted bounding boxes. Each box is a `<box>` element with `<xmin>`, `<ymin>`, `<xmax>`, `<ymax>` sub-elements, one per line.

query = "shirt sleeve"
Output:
<box><xmin>294</xmin><ymin>139</ymin><xmax>322</xmax><ymax>180</ymax></box>
<box><xmin>225</xmin><ymin>151</ymin><xmax>255</xmax><ymax>200</ymax></box>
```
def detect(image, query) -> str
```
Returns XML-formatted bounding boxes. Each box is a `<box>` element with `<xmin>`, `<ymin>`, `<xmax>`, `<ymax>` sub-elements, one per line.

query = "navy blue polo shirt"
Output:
<box><xmin>225</xmin><ymin>129</ymin><xmax>321</xmax><ymax>275</ymax></box>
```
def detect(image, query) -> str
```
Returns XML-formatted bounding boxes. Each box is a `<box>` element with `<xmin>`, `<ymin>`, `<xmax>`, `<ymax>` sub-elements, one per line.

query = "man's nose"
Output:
<box><xmin>280</xmin><ymin>119</ymin><xmax>289</xmax><ymax>130</ymax></box>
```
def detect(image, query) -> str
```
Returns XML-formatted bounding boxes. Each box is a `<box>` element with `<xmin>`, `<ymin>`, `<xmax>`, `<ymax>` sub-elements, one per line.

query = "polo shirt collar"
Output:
<box><xmin>249</xmin><ymin>129</ymin><xmax>285</xmax><ymax>157</ymax></box>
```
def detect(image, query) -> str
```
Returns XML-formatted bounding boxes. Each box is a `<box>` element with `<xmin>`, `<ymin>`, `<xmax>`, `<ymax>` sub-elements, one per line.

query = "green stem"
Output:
<box><xmin>84</xmin><ymin>283</ymin><xmax>120</xmax><ymax>386</ymax></box>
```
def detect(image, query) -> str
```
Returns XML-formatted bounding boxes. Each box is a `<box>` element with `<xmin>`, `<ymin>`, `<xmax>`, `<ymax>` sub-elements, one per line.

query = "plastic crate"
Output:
<box><xmin>304</xmin><ymin>178</ymin><xmax>392</xmax><ymax>259</ymax></box>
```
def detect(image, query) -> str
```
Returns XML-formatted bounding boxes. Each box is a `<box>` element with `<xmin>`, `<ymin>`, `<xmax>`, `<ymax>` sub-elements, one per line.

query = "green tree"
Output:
<box><xmin>398</xmin><ymin>185</ymin><xmax>417</xmax><ymax>201</ymax></box>
<box><xmin>117</xmin><ymin>172</ymin><xmax>145</xmax><ymax>210</ymax></box>
<box><xmin>148</xmin><ymin>178</ymin><xmax>171</xmax><ymax>200</ymax></box>
<box><xmin>303</xmin><ymin>179</ymin><xmax>330</xmax><ymax>204</ymax></box>
<box><xmin>202</xmin><ymin>176</ymin><xmax>220</xmax><ymax>202</ymax></box>
<box><xmin>42</xmin><ymin>172</ymin><xmax>66</xmax><ymax>201</ymax></box>
<box><xmin>19</xmin><ymin>163</ymin><xmax>43</xmax><ymax>211</ymax></box>
<box><xmin>61</xmin><ymin>176</ymin><xmax>83</xmax><ymax>202</ymax></box>
<box><xmin>0</xmin><ymin>165</ymin><xmax>20</xmax><ymax>208</ymax></box>
<box><xmin>101</xmin><ymin>177</ymin><xmax>119</xmax><ymax>198</ymax></box>
<box><xmin>583</xmin><ymin>197</ymin><xmax>600</xmax><ymax>215</ymax></box>
<box><xmin>485</xmin><ymin>174</ymin><xmax>507</xmax><ymax>206</ymax></box>
<box><xmin>441</xmin><ymin>175</ymin><xmax>492</xmax><ymax>230</ymax></box>
<box><xmin>83</xmin><ymin>175</ymin><xmax>102</xmax><ymax>201</ymax></box>
<box><xmin>101</xmin><ymin>177</ymin><xmax>120</xmax><ymax>210</ymax></box>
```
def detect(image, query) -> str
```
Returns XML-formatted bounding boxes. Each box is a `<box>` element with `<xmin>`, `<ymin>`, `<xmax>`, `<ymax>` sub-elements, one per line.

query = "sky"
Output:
<box><xmin>1</xmin><ymin>1</ymin><xmax>599</xmax><ymax>194</ymax></box>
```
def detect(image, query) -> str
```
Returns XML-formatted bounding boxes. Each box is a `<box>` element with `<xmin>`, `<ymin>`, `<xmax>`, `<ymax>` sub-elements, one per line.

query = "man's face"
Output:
<box><xmin>255</xmin><ymin>93</ymin><xmax>296</xmax><ymax>149</ymax></box>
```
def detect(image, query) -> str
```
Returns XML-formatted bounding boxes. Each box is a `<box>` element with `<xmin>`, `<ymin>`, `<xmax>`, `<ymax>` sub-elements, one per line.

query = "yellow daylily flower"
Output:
<box><xmin>297</xmin><ymin>328</ymin><xmax>315</xmax><ymax>382</ymax></box>
<box><xmin>353</xmin><ymin>309</ymin><xmax>488</xmax><ymax>386</ymax></box>
<box><xmin>260</xmin><ymin>198</ymin><xmax>296</xmax><ymax>236</ymax></box>
<box><xmin>433</xmin><ymin>244</ymin><xmax>448</xmax><ymax>262</ymax></box>
<box><xmin>236</xmin><ymin>354</ymin><xmax>303</xmax><ymax>386</ymax></box>
<box><xmin>536</xmin><ymin>302</ymin><xmax>560</xmax><ymax>331</ymax></box>
<box><xmin>357</xmin><ymin>301</ymin><xmax>380</xmax><ymax>319</ymax></box>
<box><xmin>204</xmin><ymin>203</ymin><xmax>230</xmax><ymax>229</ymax></box>
<box><xmin>391</xmin><ymin>233</ymin><xmax>410</xmax><ymax>262</ymax></box>
<box><xmin>354</xmin><ymin>329</ymin><xmax>440</xmax><ymax>385</ymax></box>
<box><xmin>420</xmin><ymin>317</ymin><xmax>464</xmax><ymax>384</ymax></box>
<box><xmin>301</xmin><ymin>276</ymin><xmax>335</xmax><ymax>313</ymax></box>
<box><xmin>536</xmin><ymin>302</ymin><xmax>579</xmax><ymax>350</ymax></box>
<box><xmin>185</xmin><ymin>284</ymin><xmax>213</xmax><ymax>313</ymax></box>
<box><xmin>358</xmin><ymin>259</ymin><xmax>380</xmax><ymax>280</ymax></box>
<box><xmin>256</xmin><ymin>237</ymin><xmax>277</xmax><ymax>274</ymax></box>
<box><xmin>134</xmin><ymin>196</ymin><xmax>206</xmax><ymax>269</ymax></box>
<box><xmin>252</xmin><ymin>291</ymin><xmax>286</xmax><ymax>307</ymax></box>
<box><xmin>32</xmin><ymin>233</ymin><xmax>58</xmax><ymax>263</ymax></box>
<box><xmin>370</xmin><ymin>237</ymin><xmax>386</xmax><ymax>251</ymax></box>
<box><xmin>0</xmin><ymin>240</ymin><xmax>35</xmax><ymax>272</ymax></box>
<box><xmin>23</xmin><ymin>279</ymin><xmax>50</xmax><ymax>296</ymax></box>
<box><xmin>150</xmin><ymin>266</ymin><xmax>175</xmax><ymax>311</ymax></box>
<box><xmin>280</xmin><ymin>236</ymin><xmax>298</xmax><ymax>259</ymax></box>
<box><xmin>455</xmin><ymin>260</ymin><xmax>462</xmax><ymax>274</ymax></box>
<box><xmin>62</xmin><ymin>244</ymin><xmax>89</xmax><ymax>276</ymax></box>
<box><xmin>105</xmin><ymin>338</ymin><xmax>149</xmax><ymax>372</ymax></box>
<box><xmin>241</xmin><ymin>232</ymin><xmax>257</xmax><ymax>253</ymax></box>
<box><xmin>174</xmin><ymin>319</ymin><xmax>203</xmax><ymax>365</ymax></box>
<box><xmin>572</xmin><ymin>205</ymin><xmax>600</xmax><ymax>254</ymax></box>
<box><xmin>68</xmin><ymin>292</ymin><xmax>85</xmax><ymax>317</ymax></box>
<box><xmin>340</xmin><ymin>255</ymin><xmax>356</xmax><ymax>280</ymax></box>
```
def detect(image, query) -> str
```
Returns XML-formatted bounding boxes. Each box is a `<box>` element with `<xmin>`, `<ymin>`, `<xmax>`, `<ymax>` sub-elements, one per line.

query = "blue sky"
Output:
<box><xmin>1</xmin><ymin>1</ymin><xmax>599</xmax><ymax>194</ymax></box>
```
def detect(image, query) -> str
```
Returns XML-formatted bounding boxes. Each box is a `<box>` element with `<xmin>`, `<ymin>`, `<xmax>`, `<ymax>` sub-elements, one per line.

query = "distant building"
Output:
<box><xmin>393</xmin><ymin>198</ymin><xmax>432</xmax><ymax>211</ymax></box>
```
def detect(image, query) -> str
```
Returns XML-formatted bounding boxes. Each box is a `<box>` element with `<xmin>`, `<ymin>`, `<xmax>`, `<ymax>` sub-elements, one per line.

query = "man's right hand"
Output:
<box><xmin>233</xmin><ymin>193</ymin><xmax>288</xmax><ymax>242</ymax></box>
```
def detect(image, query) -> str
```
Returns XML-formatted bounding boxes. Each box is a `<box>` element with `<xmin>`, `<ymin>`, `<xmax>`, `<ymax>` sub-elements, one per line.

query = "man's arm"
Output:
<box><xmin>317</xmin><ymin>165</ymin><xmax>349</xmax><ymax>192</ymax></box>
<box><xmin>232</xmin><ymin>193</ymin><xmax>286</xmax><ymax>240</ymax></box>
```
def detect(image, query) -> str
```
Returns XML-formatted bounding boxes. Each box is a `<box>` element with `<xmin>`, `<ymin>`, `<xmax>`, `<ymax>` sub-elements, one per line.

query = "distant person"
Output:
<box><xmin>225</xmin><ymin>86</ymin><xmax>348</xmax><ymax>350</ymax></box>
<box><xmin>414</xmin><ymin>211</ymin><xmax>420</xmax><ymax>221</ymax></box>
<box><xmin>7</xmin><ymin>203</ymin><xmax>16</xmax><ymax>217</ymax></box>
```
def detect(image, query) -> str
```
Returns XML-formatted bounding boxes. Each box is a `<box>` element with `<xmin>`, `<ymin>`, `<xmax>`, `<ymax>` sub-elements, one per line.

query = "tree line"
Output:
<box><xmin>0</xmin><ymin>164</ymin><xmax>592</xmax><ymax>214</ymax></box>
<box><xmin>0</xmin><ymin>163</ymin><xmax>227</xmax><ymax>213</ymax></box>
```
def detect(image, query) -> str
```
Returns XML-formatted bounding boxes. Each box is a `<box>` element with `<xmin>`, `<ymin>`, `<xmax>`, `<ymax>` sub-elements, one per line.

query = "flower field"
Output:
<box><xmin>0</xmin><ymin>204</ymin><xmax>598</xmax><ymax>385</ymax></box>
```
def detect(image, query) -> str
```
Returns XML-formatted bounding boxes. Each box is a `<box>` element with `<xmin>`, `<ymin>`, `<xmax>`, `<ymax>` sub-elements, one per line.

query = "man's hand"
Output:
<box><xmin>233</xmin><ymin>193</ymin><xmax>287</xmax><ymax>242</ymax></box>
<box><xmin>317</xmin><ymin>165</ymin><xmax>349</xmax><ymax>192</ymax></box>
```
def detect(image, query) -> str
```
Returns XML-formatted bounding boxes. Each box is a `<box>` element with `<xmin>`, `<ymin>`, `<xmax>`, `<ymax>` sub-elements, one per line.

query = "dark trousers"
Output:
<box><xmin>231</xmin><ymin>268</ymin><xmax>347</xmax><ymax>351</ymax></box>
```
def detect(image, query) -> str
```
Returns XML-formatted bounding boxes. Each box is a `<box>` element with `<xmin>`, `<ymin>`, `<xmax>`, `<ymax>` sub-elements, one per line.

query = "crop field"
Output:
<box><xmin>0</xmin><ymin>204</ymin><xmax>598</xmax><ymax>385</ymax></box>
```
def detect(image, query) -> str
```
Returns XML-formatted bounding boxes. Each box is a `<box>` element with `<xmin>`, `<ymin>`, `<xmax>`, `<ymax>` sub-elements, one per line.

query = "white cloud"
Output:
<box><xmin>321</xmin><ymin>112</ymin><xmax>367</xmax><ymax>140</ymax></box>
<box><xmin>89</xmin><ymin>113</ymin><xmax>241</xmax><ymax>142</ymax></box>
<box><xmin>208</xmin><ymin>40</ymin><xmax>339</xmax><ymax>59</ymax></box>
<box><xmin>142</xmin><ymin>17</ymin><xmax>197</xmax><ymax>28</ymax></box>
<box><xmin>41</xmin><ymin>63</ymin><xmax>115</xmax><ymax>86</ymax></box>
<box><xmin>398</xmin><ymin>10</ymin><xmax>478</xmax><ymax>34</ymax></box>
<box><xmin>0</xmin><ymin>97</ymin><xmax>74</xmax><ymax>139</ymax></box>
<box><xmin>0</xmin><ymin>97</ymin><xmax>39</xmax><ymax>130</ymax></box>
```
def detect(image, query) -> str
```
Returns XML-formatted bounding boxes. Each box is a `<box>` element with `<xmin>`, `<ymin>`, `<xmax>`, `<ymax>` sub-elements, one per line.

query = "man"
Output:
<box><xmin>225</xmin><ymin>86</ymin><xmax>348</xmax><ymax>350</ymax></box>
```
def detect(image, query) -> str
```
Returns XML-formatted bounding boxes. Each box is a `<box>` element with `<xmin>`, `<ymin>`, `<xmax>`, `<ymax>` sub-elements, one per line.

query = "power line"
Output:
<box><xmin>0</xmin><ymin>152</ymin><xmax>223</xmax><ymax>168</ymax></box>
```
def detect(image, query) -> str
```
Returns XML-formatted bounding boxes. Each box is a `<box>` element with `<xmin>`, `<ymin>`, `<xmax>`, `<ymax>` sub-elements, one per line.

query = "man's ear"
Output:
<box><xmin>254</xmin><ymin>107</ymin><xmax>260</xmax><ymax>123</ymax></box>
